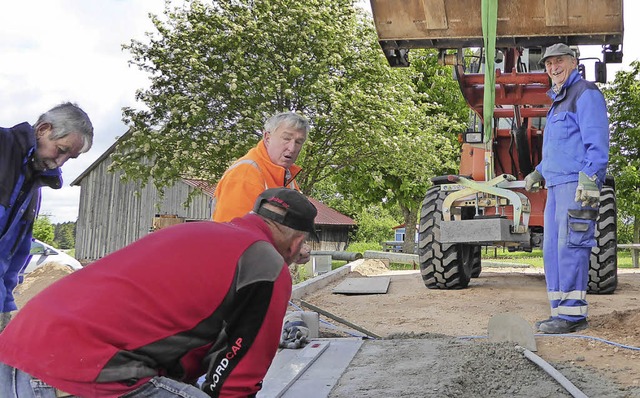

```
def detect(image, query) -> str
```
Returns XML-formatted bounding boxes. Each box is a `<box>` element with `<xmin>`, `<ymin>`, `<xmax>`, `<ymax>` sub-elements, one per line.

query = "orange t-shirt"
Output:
<box><xmin>212</xmin><ymin>140</ymin><xmax>301</xmax><ymax>222</ymax></box>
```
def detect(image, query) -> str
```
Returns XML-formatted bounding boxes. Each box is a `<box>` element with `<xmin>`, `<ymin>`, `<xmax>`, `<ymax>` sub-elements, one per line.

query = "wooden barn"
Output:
<box><xmin>71</xmin><ymin>137</ymin><xmax>356</xmax><ymax>261</ymax></box>
<box><xmin>306</xmin><ymin>197</ymin><xmax>357</xmax><ymax>251</ymax></box>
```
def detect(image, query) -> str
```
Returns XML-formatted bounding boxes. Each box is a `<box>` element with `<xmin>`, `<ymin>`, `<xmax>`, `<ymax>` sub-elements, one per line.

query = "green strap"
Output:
<box><xmin>481</xmin><ymin>0</ymin><xmax>498</xmax><ymax>143</ymax></box>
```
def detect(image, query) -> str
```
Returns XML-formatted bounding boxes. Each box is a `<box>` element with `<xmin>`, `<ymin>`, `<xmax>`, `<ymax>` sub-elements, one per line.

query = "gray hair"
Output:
<box><xmin>34</xmin><ymin>102</ymin><xmax>94</xmax><ymax>153</ymax></box>
<box><xmin>264</xmin><ymin>112</ymin><xmax>310</xmax><ymax>135</ymax></box>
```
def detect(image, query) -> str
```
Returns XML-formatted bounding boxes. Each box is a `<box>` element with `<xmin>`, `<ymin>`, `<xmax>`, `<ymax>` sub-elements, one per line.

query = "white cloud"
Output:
<box><xmin>1</xmin><ymin>0</ymin><xmax>638</xmax><ymax>223</ymax></box>
<box><xmin>0</xmin><ymin>0</ymin><xmax>168</xmax><ymax>223</ymax></box>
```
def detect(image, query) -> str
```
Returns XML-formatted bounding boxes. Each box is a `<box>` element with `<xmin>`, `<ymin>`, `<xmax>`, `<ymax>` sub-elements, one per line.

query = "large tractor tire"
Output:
<box><xmin>588</xmin><ymin>185</ymin><xmax>618</xmax><ymax>294</ymax></box>
<box><xmin>418</xmin><ymin>186</ymin><xmax>479</xmax><ymax>289</ymax></box>
<box><xmin>471</xmin><ymin>246</ymin><xmax>482</xmax><ymax>278</ymax></box>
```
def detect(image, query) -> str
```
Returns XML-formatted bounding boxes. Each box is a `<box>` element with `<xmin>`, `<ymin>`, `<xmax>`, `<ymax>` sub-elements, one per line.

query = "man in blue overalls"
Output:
<box><xmin>0</xmin><ymin>103</ymin><xmax>93</xmax><ymax>332</ymax></box>
<box><xmin>524</xmin><ymin>43</ymin><xmax>609</xmax><ymax>334</ymax></box>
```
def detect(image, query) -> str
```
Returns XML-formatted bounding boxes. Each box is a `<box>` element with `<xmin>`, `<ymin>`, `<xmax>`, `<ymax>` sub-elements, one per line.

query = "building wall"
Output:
<box><xmin>75</xmin><ymin>156</ymin><xmax>211</xmax><ymax>261</ymax></box>
<box><xmin>314</xmin><ymin>226</ymin><xmax>351</xmax><ymax>251</ymax></box>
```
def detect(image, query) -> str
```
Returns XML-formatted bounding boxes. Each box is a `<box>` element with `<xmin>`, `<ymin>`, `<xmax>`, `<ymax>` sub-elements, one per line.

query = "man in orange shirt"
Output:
<box><xmin>212</xmin><ymin>112</ymin><xmax>311</xmax><ymax>263</ymax></box>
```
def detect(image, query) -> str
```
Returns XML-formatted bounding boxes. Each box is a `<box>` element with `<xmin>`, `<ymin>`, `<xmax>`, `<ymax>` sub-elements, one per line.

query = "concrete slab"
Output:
<box><xmin>281</xmin><ymin>338</ymin><xmax>364</xmax><ymax>398</ymax></box>
<box><xmin>332</xmin><ymin>277</ymin><xmax>390</xmax><ymax>295</ymax></box>
<box><xmin>291</xmin><ymin>260</ymin><xmax>358</xmax><ymax>300</ymax></box>
<box><xmin>257</xmin><ymin>340</ymin><xmax>331</xmax><ymax>397</ymax></box>
<box><xmin>329</xmin><ymin>339</ymin><xmax>449</xmax><ymax>397</ymax></box>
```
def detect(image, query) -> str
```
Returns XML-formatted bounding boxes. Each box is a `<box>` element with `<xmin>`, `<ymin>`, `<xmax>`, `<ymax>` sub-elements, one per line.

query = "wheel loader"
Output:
<box><xmin>369</xmin><ymin>0</ymin><xmax>623</xmax><ymax>293</ymax></box>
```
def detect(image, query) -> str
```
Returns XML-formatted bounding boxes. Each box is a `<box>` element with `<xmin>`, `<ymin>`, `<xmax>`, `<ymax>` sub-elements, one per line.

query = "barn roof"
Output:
<box><xmin>307</xmin><ymin>197</ymin><xmax>356</xmax><ymax>226</ymax></box>
<box><xmin>188</xmin><ymin>180</ymin><xmax>356</xmax><ymax>227</ymax></box>
<box><xmin>182</xmin><ymin>178</ymin><xmax>217</xmax><ymax>197</ymax></box>
<box><xmin>71</xmin><ymin>134</ymin><xmax>355</xmax><ymax>227</ymax></box>
<box><xmin>166</xmin><ymin>178</ymin><xmax>356</xmax><ymax>226</ymax></box>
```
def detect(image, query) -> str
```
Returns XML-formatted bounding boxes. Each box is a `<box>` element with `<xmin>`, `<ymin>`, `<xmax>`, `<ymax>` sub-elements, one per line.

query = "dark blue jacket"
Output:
<box><xmin>536</xmin><ymin>69</ymin><xmax>610</xmax><ymax>187</ymax></box>
<box><xmin>0</xmin><ymin>123</ymin><xmax>62</xmax><ymax>312</ymax></box>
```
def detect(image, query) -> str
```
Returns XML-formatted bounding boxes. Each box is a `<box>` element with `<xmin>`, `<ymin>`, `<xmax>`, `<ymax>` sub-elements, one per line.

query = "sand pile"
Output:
<box><xmin>13</xmin><ymin>262</ymin><xmax>76</xmax><ymax>310</ymax></box>
<box><xmin>351</xmin><ymin>258</ymin><xmax>389</xmax><ymax>276</ymax></box>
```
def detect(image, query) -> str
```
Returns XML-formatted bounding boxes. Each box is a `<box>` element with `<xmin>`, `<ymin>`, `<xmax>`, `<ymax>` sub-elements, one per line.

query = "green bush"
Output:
<box><xmin>346</xmin><ymin>241</ymin><xmax>383</xmax><ymax>253</ymax></box>
<box><xmin>33</xmin><ymin>215</ymin><xmax>55</xmax><ymax>245</ymax></box>
<box><xmin>353</xmin><ymin>205</ymin><xmax>398</xmax><ymax>244</ymax></box>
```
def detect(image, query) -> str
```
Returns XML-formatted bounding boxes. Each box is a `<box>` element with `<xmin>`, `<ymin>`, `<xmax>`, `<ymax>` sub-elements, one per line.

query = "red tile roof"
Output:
<box><xmin>182</xmin><ymin>179</ymin><xmax>355</xmax><ymax>227</ymax></box>
<box><xmin>182</xmin><ymin>178</ymin><xmax>216</xmax><ymax>197</ymax></box>
<box><xmin>308</xmin><ymin>197</ymin><xmax>356</xmax><ymax>226</ymax></box>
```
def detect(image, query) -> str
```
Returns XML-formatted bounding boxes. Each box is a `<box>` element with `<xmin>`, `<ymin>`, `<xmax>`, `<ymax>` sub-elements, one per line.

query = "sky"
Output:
<box><xmin>1</xmin><ymin>0</ymin><xmax>638</xmax><ymax>224</ymax></box>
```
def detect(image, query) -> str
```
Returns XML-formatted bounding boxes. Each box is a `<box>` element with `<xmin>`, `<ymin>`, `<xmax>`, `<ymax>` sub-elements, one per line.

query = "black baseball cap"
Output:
<box><xmin>253</xmin><ymin>188</ymin><xmax>319</xmax><ymax>241</ymax></box>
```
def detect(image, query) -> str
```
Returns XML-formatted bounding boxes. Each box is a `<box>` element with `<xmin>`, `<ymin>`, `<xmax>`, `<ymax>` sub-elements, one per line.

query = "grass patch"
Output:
<box><xmin>482</xmin><ymin>247</ymin><xmax>638</xmax><ymax>269</ymax></box>
<box><xmin>481</xmin><ymin>247</ymin><xmax>544</xmax><ymax>268</ymax></box>
<box><xmin>389</xmin><ymin>262</ymin><xmax>419</xmax><ymax>270</ymax></box>
<box><xmin>346</xmin><ymin>242</ymin><xmax>382</xmax><ymax>253</ymax></box>
<box><xmin>305</xmin><ymin>243</ymin><xmax>638</xmax><ymax>281</ymax></box>
<box><xmin>618</xmin><ymin>250</ymin><xmax>637</xmax><ymax>268</ymax></box>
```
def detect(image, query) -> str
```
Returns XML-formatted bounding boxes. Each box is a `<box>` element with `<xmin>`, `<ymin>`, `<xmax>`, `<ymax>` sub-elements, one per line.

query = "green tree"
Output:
<box><xmin>33</xmin><ymin>215</ymin><xmax>55</xmax><ymax>245</ymax></box>
<box><xmin>352</xmin><ymin>204</ymin><xmax>399</xmax><ymax>244</ymax></box>
<box><xmin>328</xmin><ymin>49</ymin><xmax>466</xmax><ymax>253</ymax></box>
<box><xmin>603</xmin><ymin>61</ymin><xmax>640</xmax><ymax>243</ymax></box>
<box><xmin>115</xmin><ymin>0</ymin><xmax>423</xmax><ymax>198</ymax></box>
<box><xmin>54</xmin><ymin>222</ymin><xmax>76</xmax><ymax>249</ymax></box>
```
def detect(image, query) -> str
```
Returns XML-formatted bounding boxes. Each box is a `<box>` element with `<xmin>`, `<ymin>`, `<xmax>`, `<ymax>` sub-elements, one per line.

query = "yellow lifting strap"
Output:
<box><xmin>481</xmin><ymin>0</ymin><xmax>498</xmax><ymax>144</ymax></box>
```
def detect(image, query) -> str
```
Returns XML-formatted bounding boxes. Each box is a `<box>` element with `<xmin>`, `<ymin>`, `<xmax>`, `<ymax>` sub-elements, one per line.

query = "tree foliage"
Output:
<box><xmin>33</xmin><ymin>215</ymin><xmax>55</xmax><ymax>245</ymax></box>
<box><xmin>115</xmin><ymin>0</ymin><xmax>467</xmax><ymax>250</ymax></box>
<box><xmin>603</xmin><ymin>60</ymin><xmax>640</xmax><ymax>243</ymax></box>
<box><xmin>352</xmin><ymin>204</ymin><xmax>399</xmax><ymax>244</ymax></box>
<box><xmin>54</xmin><ymin>222</ymin><xmax>76</xmax><ymax>249</ymax></box>
<box><xmin>115</xmin><ymin>0</ymin><xmax>426</xmax><ymax>195</ymax></box>
<box><xmin>327</xmin><ymin>49</ymin><xmax>466</xmax><ymax>251</ymax></box>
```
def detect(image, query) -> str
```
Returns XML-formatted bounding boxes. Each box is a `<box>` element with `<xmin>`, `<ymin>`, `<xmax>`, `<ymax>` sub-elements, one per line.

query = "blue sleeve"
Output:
<box><xmin>2</xmin><ymin>231</ymin><xmax>33</xmax><ymax>312</ymax></box>
<box><xmin>576</xmin><ymin>88</ymin><xmax>610</xmax><ymax>184</ymax></box>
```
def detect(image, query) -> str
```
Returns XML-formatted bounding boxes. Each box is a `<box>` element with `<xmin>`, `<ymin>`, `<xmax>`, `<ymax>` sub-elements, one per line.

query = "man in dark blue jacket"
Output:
<box><xmin>524</xmin><ymin>44</ymin><xmax>609</xmax><ymax>334</ymax></box>
<box><xmin>0</xmin><ymin>102</ymin><xmax>93</xmax><ymax>331</ymax></box>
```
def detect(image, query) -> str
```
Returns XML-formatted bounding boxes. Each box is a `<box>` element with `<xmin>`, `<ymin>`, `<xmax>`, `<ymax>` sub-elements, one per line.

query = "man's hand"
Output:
<box><xmin>295</xmin><ymin>243</ymin><xmax>311</xmax><ymax>265</ymax></box>
<box><xmin>524</xmin><ymin>170</ymin><xmax>544</xmax><ymax>192</ymax></box>
<box><xmin>575</xmin><ymin>171</ymin><xmax>600</xmax><ymax>207</ymax></box>
<box><xmin>279</xmin><ymin>311</ymin><xmax>309</xmax><ymax>349</ymax></box>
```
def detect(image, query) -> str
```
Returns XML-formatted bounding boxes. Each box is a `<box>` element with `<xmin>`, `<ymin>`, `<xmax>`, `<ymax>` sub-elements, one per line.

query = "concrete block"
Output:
<box><xmin>440</xmin><ymin>218</ymin><xmax>530</xmax><ymax>244</ymax></box>
<box><xmin>312</xmin><ymin>254</ymin><xmax>332</xmax><ymax>275</ymax></box>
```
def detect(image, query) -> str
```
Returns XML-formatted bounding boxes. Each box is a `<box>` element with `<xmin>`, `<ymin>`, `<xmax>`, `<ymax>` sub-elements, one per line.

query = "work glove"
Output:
<box><xmin>575</xmin><ymin>171</ymin><xmax>600</xmax><ymax>207</ymax></box>
<box><xmin>524</xmin><ymin>170</ymin><xmax>544</xmax><ymax>192</ymax></box>
<box><xmin>279</xmin><ymin>311</ymin><xmax>309</xmax><ymax>349</ymax></box>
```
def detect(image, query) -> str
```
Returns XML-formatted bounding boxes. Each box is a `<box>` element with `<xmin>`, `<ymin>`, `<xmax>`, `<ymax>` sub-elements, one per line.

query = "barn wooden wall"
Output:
<box><xmin>313</xmin><ymin>226</ymin><xmax>351</xmax><ymax>252</ymax></box>
<box><xmin>74</xmin><ymin>156</ymin><xmax>211</xmax><ymax>261</ymax></box>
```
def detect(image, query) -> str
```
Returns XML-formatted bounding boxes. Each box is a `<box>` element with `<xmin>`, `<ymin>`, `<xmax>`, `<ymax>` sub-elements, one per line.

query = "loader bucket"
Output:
<box><xmin>370</xmin><ymin>0</ymin><xmax>623</xmax><ymax>50</ymax></box>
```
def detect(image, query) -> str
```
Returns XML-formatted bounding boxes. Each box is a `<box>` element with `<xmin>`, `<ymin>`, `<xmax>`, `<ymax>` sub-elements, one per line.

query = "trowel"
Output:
<box><xmin>487</xmin><ymin>313</ymin><xmax>537</xmax><ymax>352</ymax></box>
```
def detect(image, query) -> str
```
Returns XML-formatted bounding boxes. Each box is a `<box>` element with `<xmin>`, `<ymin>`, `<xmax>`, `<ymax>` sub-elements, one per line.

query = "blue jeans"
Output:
<box><xmin>0</xmin><ymin>362</ymin><xmax>58</xmax><ymax>398</ymax></box>
<box><xmin>0</xmin><ymin>362</ymin><xmax>209</xmax><ymax>398</ymax></box>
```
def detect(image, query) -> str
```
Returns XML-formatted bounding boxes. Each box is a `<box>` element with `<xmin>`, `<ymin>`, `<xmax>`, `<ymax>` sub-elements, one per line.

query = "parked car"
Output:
<box><xmin>21</xmin><ymin>239</ymin><xmax>83</xmax><ymax>277</ymax></box>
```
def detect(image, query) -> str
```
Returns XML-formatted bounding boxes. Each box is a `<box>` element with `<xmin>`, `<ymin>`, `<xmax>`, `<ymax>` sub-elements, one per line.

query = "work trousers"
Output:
<box><xmin>0</xmin><ymin>362</ymin><xmax>210</xmax><ymax>398</ymax></box>
<box><xmin>543</xmin><ymin>182</ymin><xmax>597</xmax><ymax>322</ymax></box>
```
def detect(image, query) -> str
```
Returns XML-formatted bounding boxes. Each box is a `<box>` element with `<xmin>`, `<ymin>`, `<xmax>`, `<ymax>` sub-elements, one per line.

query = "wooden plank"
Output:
<box><xmin>332</xmin><ymin>277</ymin><xmax>390</xmax><ymax>295</ymax></box>
<box><xmin>545</xmin><ymin>0</ymin><xmax>568</xmax><ymax>27</ymax></box>
<box><xmin>617</xmin><ymin>244</ymin><xmax>640</xmax><ymax>249</ymax></box>
<box><xmin>300</xmin><ymin>301</ymin><xmax>382</xmax><ymax>339</ymax></box>
<box><xmin>257</xmin><ymin>341</ymin><xmax>330</xmax><ymax>398</ymax></box>
<box><xmin>421</xmin><ymin>0</ymin><xmax>448</xmax><ymax>30</ymax></box>
<box><xmin>370</xmin><ymin>0</ymin><xmax>622</xmax><ymax>46</ymax></box>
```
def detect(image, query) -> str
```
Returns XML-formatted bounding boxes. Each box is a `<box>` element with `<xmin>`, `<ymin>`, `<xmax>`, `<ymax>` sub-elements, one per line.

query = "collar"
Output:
<box><xmin>256</xmin><ymin>140</ymin><xmax>302</xmax><ymax>179</ymax></box>
<box><xmin>548</xmin><ymin>69</ymin><xmax>581</xmax><ymax>99</ymax></box>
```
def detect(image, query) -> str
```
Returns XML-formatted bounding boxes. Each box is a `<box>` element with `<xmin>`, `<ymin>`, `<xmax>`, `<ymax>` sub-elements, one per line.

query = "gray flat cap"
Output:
<box><xmin>541</xmin><ymin>43</ymin><xmax>575</xmax><ymax>63</ymax></box>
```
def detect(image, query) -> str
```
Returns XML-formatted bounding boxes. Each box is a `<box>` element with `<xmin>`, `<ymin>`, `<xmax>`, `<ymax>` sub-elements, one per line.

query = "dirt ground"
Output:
<box><xmin>13</xmin><ymin>261</ymin><xmax>640</xmax><ymax>397</ymax></box>
<box><xmin>301</xmin><ymin>259</ymin><xmax>640</xmax><ymax>397</ymax></box>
